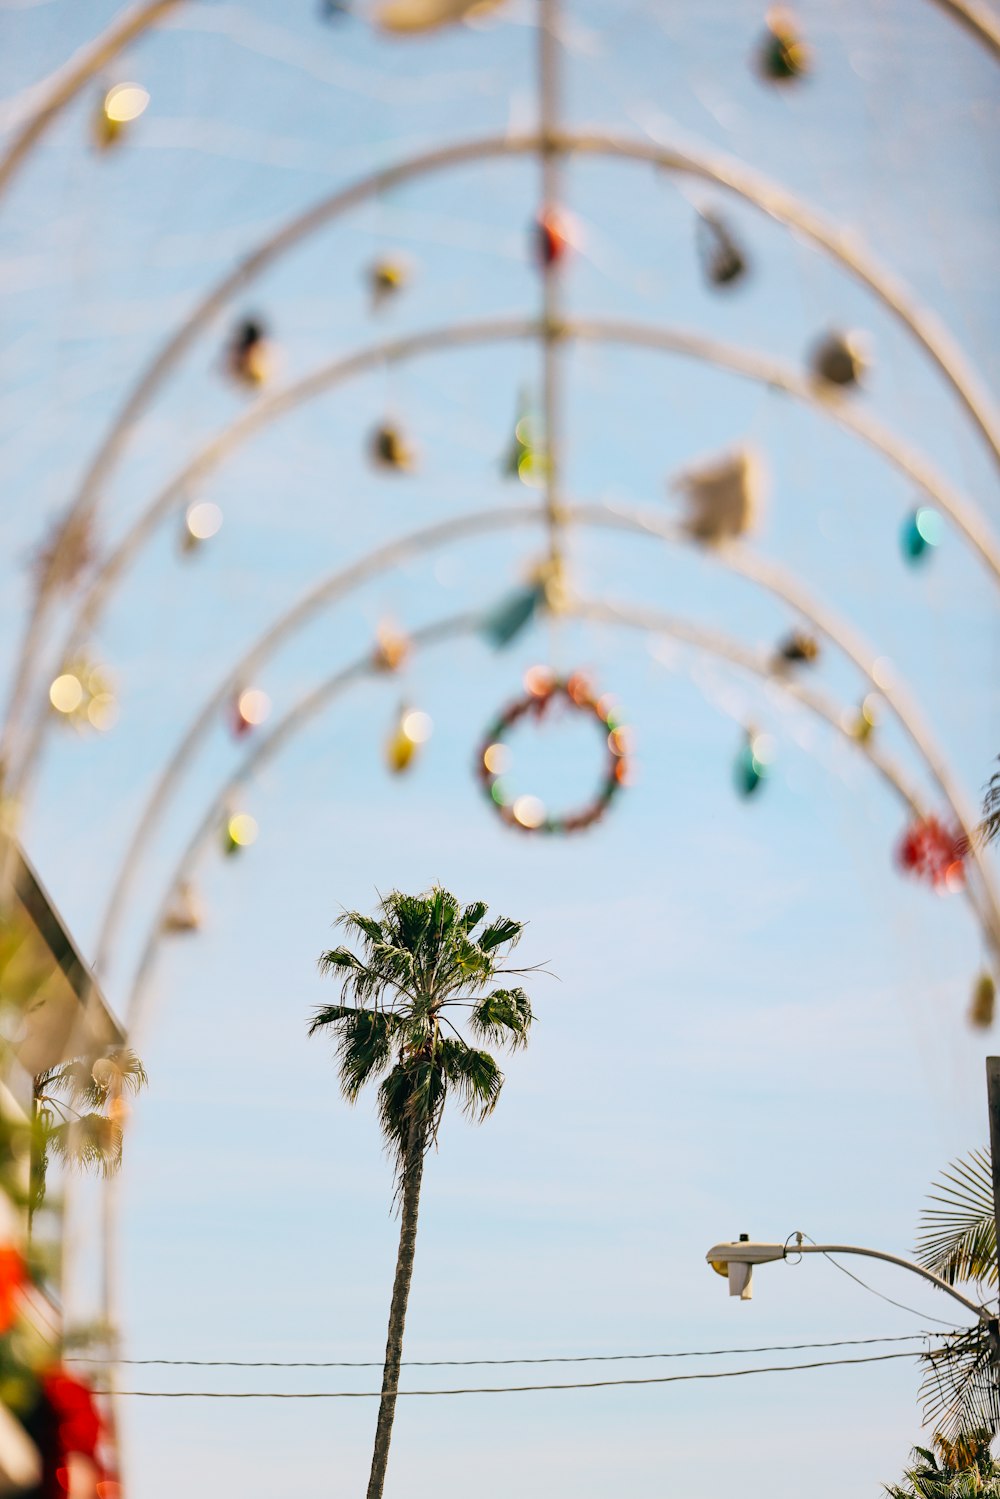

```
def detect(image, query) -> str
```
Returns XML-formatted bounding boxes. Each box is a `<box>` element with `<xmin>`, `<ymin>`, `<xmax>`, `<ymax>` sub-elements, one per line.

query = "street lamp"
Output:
<box><xmin>705</xmin><ymin>1232</ymin><xmax>995</xmax><ymax>1323</ymax></box>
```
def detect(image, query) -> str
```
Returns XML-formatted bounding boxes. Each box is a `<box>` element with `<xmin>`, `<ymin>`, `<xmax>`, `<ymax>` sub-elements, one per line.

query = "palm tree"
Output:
<box><xmin>883</xmin><ymin>1430</ymin><xmax>1000</xmax><ymax>1497</ymax></box>
<box><xmin>308</xmin><ymin>887</ymin><xmax>538</xmax><ymax>1499</ymax></box>
<box><xmin>30</xmin><ymin>1046</ymin><xmax>147</xmax><ymax>1230</ymax></box>
<box><xmin>914</xmin><ymin>1150</ymin><xmax>999</xmax><ymax>1440</ymax></box>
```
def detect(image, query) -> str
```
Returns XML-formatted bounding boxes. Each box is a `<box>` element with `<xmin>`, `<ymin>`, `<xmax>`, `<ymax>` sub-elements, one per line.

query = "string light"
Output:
<box><xmin>756</xmin><ymin>9</ymin><xmax>811</xmax><ymax>82</ymax></box>
<box><xmin>227</xmin><ymin>320</ymin><xmax>271</xmax><ymax>388</ymax></box>
<box><xmin>182</xmin><ymin>501</ymin><xmax>223</xmax><ymax>553</ymax></box>
<box><xmin>223</xmin><ymin>813</ymin><xmax>258</xmax><ymax>855</ymax></box>
<box><xmin>901</xmin><ymin>507</ymin><xmax>944</xmax><ymax>564</ymax></box>
<box><xmin>386</xmin><ymin>707</ymin><xmax>433</xmax><ymax>773</ymax></box>
<box><xmin>94</xmin><ymin>83</ymin><xmax>149</xmax><ymax>149</ymax></box>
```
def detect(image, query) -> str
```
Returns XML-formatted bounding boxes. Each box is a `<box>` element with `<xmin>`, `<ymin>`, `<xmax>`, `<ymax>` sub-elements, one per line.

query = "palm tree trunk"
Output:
<box><xmin>366</xmin><ymin>1121</ymin><xmax>425</xmax><ymax>1499</ymax></box>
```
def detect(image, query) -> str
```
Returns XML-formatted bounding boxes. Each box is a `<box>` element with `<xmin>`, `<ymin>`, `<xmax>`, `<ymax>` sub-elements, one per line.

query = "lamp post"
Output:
<box><xmin>704</xmin><ymin>1233</ymin><xmax>994</xmax><ymax>1323</ymax></box>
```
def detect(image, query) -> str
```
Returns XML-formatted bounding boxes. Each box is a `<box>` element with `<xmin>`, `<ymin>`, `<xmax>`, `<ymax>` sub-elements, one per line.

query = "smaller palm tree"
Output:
<box><xmin>883</xmin><ymin>1430</ymin><xmax>1000</xmax><ymax>1497</ymax></box>
<box><xmin>30</xmin><ymin>1047</ymin><xmax>147</xmax><ymax>1225</ymax></box>
<box><xmin>309</xmin><ymin>887</ymin><xmax>538</xmax><ymax>1499</ymax></box>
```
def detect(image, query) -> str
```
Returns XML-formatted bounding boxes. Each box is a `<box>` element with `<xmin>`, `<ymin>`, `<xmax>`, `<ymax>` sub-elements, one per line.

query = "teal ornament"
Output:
<box><xmin>734</xmin><ymin>740</ymin><xmax>770</xmax><ymax>798</ymax></box>
<box><xmin>901</xmin><ymin>507</ymin><xmax>943</xmax><ymax>564</ymax></box>
<box><xmin>480</xmin><ymin>583</ymin><xmax>545</xmax><ymax>649</ymax></box>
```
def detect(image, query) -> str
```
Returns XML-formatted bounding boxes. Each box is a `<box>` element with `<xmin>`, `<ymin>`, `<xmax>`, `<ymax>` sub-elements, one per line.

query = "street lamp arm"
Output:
<box><xmin>706</xmin><ymin>1239</ymin><xmax>993</xmax><ymax>1320</ymax></box>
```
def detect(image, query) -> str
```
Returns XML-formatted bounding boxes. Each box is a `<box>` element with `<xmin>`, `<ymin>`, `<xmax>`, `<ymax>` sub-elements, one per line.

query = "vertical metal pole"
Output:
<box><xmin>538</xmin><ymin>0</ymin><xmax>566</xmax><ymax>566</ymax></box>
<box><xmin>987</xmin><ymin>1058</ymin><xmax>1000</xmax><ymax>1292</ymax></box>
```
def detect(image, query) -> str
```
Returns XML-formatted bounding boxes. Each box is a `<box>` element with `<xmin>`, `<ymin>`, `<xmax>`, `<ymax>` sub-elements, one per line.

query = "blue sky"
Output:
<box><xmin>2</xmin><ymin>1</ymin><xmax>999</xmax><ymax>1494</ymax></box>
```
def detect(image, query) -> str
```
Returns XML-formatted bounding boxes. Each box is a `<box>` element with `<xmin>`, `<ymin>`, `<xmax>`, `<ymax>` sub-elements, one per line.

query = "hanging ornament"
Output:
<box><xmin>372</xmin><ymin>620</ymin><xmax>411</xmax><ymax>673</ymax></box>
<box><xmin>502</xmin><ymin>392</ymin><xmax>545</xmax><ymax>485</ymax></box>
<box><xmin>734</xmin><ymin>730</ymin><xmax>775</xmax><ymax>798</ymax></box>
<box><xmin>809</xmin><ymin>330</ymin><xmax>869</xmax><ymax>389</ymax></box>
<box><xmin>320</xmin><ymin>0</ymin><xmax>351</xmax><ymax>17</ymax></box>
<box><xmin>775</xmin><ymin>630</ymin><xmax>819</xmax><ymax>667</ymax></box>
<box><xmin>480</xmin><ymin>557</ymin><xmax>568</xmax><ymax>650</ymax></box>
<box><xmin>369</xmin><ymin>258</ymin><xmax>408</xmax><ymax>310</ymax></box>
<box><xmin>48</xmin><ymin>660</ymin><xmax>117</xmax><ymax>733</ymax></box>
<box><xmin>697</xmin><ymin>212</ymin><xmax>749</xmax><ymax>289</ymax></box>
<box><xmin>370</xmin><ymin>423</ymin><xmax>416</xmax><ymax>472</ymax></box>
<box><xmin>227</xmin><ymin>319</ymin><xmax>271</xmax><ymax>388</ymax></box>
<box><xmin>376</xmin><ymin>0</ymin><xmax>506</xmax><ymax>32</ymax></box>
<box><xmin>162</xmin><ymin>881</ymin><xmax>203</xmax><ymax>935</ymax></box>
<box><xmin>181</xmin><ymin>501</ymin><xmax>223</xmax><ymax>555</ymax></box>
<box><xmin>900</xmin><ymin>507</ymin><xmax>944</xmax><ymax>565</ymax></box>
<box><xmin>969</xmin><ymin>972</ymin><xmax>996</xmax><ymax>1029</ymax></box>
<box><xmin>674</xmin><ymin>446</ymin><xmax>766</xmax><ymax>544</ymax></box>
<box><xmin>228</xmin><ymin>687</ymin><xmax>271</xmax><ymax>738</ymax></box>
<box><xmin>481</xmin><ymin>583</ymin><xmax>545</xmax><ymax>650</ymax></box>
<box><xmin>93</xmin><ymin>82</ymin><xmax>149</xmax><ymax>150</ymax></box>
<box><xmin>756</xmin><ymin>9</ymin><xmax>810</xmax><ymax>82</ymax></box>
<box><xmin>476</xmin><ymin>669</ymin><xmax>630</xmax><ymax>835</ymax></box>
<box><xmin>846</xmin><ymin>693</ymin><xmax>880</xmax><ymax>743</ymax></box>
<box><xmin>386</xmin><ymin>707</ymin><xmax>433</xmax><ymax>774</ymax></box>
<box><xmin>223</xmin><ymin>812</ymin><xmax>258</xmax><ymax>856</ymax></box>
<box><xmin>896</xmin><ymin>816</ymin><xmax>966</xmax><ymax>891</ymax></box>
<box><xmin>534</xmin><ymin>207</ymin><xmax>569</xmax><ymax>269</ymax></box>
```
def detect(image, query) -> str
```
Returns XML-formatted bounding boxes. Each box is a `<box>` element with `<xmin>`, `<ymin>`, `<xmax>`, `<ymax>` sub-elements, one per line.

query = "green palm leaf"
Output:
<box><xmin>916</xmin><ymin>1150</ymin><xmax>997</xmax><ymax>1289</ymax></box>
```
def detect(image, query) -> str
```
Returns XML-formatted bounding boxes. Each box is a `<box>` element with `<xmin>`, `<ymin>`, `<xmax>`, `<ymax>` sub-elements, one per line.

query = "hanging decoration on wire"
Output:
<box><xmin>162</xmin><ymin>881</ymin><xmax>204</xmax><ymax>935</ymax></box>
<box><xmin>480</xmin><ymin>557</ymin><xmax>568</xmax><ymax>650</ymax></box>
<box><xmin>896</xmin><ymin>816</ymin><xmax>966</xmax><ymax>891</ymax></box>
<box><xmin>228</xmin><ymin>688</ymin><xmax>271</xmax><ymax>739</ymax></box>
<box><xmin>181</xmin><ymin>501</ymin><xmax>223</xmax><ymax>555</ymax></box>
<box><xmin>93</xmin><ymin>82</ymin><xmax>149</xmax><ymax>150</ymax></box>
<box><xmin>386</xmin><ymin>706</ymin><xmax>433</xmax><ymax>773</ymax></box>
<box><xmin>369</xmin><ymin>258</ymin><xmax>409</xmax><ymax>310</ymax></box>
<box><xmin>226</xmin><ymin>319</ymin><xmax>271</xmax><ymax>388</ymax></box>
<box><xmin>756</xmin><ymin>9</ymin><xmax>811</xmax><ymax>83</ymax></box>
<box><xmin>502</xmin><ymin>390</ymin><xmax>546</xmax><ymax>487</ymax></box>
<box><xmin>320</xmin><ymin>0</ymin><xmax>351</xmax><ymax>19</ymax></box>
<box><xmin>774</xmin><ymin>630</ymin><xmax>820</xmax><ymax>669</ymax></box>
<box><xmin>969</xmin><ymin>971</ymin><xmax>995</xmax><ymax>1029</ymax></box>
<box><xmin>900</xmin><ymin>507</ymin><xmax>944</xmax><ymax>565</ymax></box>
<box><xmin>845</xmin><ymin>693</ymin><xmax>880</xmax><ymax>743</ymax></box>
<box><xmin>222</xmin><ymin>811</ymin><xmax>258</xmax><ymax>856</ymax></box>
<box><xmin>48</xmin><ymin>661</ymin><xmax>117</xmax><ymax>733</ymax></box>
<box><xmin>534</xmin><ymin>207</ymin><xmax>570</xmax><ymax>269</ymax></box>
<box><xmin>372</xmin><ymin>620</ymin><xmax>411</xmax><ymax>673</ymax></box>
<box><xmin>370</xmin><ymin>422</ymin><xmax>417</xmax><ymax>472</ymax></box>
<box><xmin>734</xmin><ymin>729</ymin><xmax>775</xmax><ymax>798</ymax></box>
<box><xmin>697</xmin><ymin>211</ymin><xmax>749</xmax><ymax>289</ymax></box>
<box><xmin>809</xmin><ymin>330</ymin><xmax>869</xmax><ymax>389</ymax></box>
<box><xmin>674</xmin><ymin>446</ymin><xmax>766</xmax><ymax>544</ymax></box>
<box><xmin>476</xmin><ymin>668</ymin><xmax>630</xmax><ymax>835</ymax></box>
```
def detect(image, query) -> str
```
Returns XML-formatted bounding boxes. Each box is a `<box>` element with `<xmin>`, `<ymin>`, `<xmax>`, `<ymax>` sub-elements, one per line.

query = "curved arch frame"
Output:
<box><xmin>7</xmin><ymin>122</ymin><xmax>1000</xmax><ymax>778</ymax></box>
<box><xmin>89</xmin><ymin>499</ymin><xmax>1000</xmax><ymax>990</ymax></box>
<box><xmin>9</xmin><ymin>313</ymin><xmax>999</xmax><ymax>822</ymax></box>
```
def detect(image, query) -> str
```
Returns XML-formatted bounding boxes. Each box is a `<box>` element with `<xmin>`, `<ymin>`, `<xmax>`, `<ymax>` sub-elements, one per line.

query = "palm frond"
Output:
<box><xmin>980</xmin><ymin>759</ymin><xmax>1000</xmax><ymax>848</ymax></box>
<box><xmin>477</xmin><ymin>916</ymin><xmax>523</xmax><ymax>953</ymax></box>
<box><xmin>48</xmin><ymin>1114</ymin><xmax>123</xmax><ymax>1178</ymax></box>
<box><xmin>438</xmin><ymin>1039</ymin><xmax>504</xmax><ymax>1121</ymax></box>
<box><xmin>917</xmin><ymin>1150</ymin><xmax>997</xmax><ymax>1289</ymax></box>
<box><xmin>461</xmin><ymin>900</ymin><xmax>488</xmax><ymax>933</ymax></box>
<box><xmin>469</xmin><ymin>988</ymin><xmax>534</xmax><ymax>1050</ymax></box>
<box><xmin>919</xmin><ymin>1323</ymin><xmax>1000</xmax><ymax>1442</ymax></box>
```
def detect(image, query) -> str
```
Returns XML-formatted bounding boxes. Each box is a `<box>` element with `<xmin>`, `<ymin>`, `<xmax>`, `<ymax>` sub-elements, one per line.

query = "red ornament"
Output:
<box><xmin>896</xmin><ymin>816</ymin><xmax>966</xmax><ymax>891</ymax></box>
<box><xmin>534</xmin><ymin>208</ymin><xmax>568</xmax><ymax>269</ymax></box>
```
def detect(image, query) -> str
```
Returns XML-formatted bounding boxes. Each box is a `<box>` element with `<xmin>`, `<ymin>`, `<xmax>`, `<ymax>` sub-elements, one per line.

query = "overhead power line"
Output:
<box><xmin>67</xmin><ymin>1330</ymin><xmax>942</xmax><ymax>1370</ymax></box>
<box><xmin>99</xmin><ymin>1347</ymin><xmax>944</xmax><ymax>1398</ymax></box>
